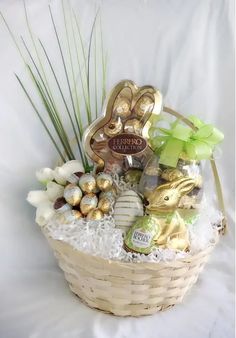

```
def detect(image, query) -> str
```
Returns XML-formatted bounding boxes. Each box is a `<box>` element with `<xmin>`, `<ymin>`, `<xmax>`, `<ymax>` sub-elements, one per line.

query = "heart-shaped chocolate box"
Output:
<box><xmin>83</xmin><ymin>80</ymin><xmax>163</xmax><ymax>174</ymax></box>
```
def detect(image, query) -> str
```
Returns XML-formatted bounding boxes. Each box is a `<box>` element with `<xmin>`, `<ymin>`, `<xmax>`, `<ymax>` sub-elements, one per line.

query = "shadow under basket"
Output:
<box><xmin>44</xmin><ymin>232</ymin><xmax>218</xmax><ymax>317</ymax></box>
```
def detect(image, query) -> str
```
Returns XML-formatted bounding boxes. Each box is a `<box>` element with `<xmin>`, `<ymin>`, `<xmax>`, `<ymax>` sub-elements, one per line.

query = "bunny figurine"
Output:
<box><xmin>146</xmin><ymin>177</ymin><xmax>197</xmax><ymax>251</ymax></box>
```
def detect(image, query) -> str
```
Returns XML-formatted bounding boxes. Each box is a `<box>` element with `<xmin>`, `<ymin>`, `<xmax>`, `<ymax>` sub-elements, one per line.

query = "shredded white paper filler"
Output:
<box><xmin>44</xmin><ymin>192</ymin><xmax>222</xmax><ymax>263</ymax></box>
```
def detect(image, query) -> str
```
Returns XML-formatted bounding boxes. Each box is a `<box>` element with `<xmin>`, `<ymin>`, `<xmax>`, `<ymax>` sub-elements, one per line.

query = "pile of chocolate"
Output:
<box><xmin>53</xmin><ymin>172</ymin><xmax>116</xmax><ymax>223</ymax></box>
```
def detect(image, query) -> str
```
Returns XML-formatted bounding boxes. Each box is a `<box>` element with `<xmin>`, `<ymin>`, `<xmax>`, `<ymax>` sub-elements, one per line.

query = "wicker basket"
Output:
<box><xmin>45</xmin><ymin>107</ymin><xmax>226</xmax><ymax>317</ymax></box>
<box><xmin>44</xmin><ymin>233</ymin><xmax>218</xmax><ymax>316</ymax></box>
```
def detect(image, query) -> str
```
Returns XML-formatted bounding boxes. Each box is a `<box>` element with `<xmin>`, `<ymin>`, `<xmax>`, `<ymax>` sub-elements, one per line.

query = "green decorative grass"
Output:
<box><xmin>0</xmin><ymin>0</ymin><xmax>107</xmax><ymax>169</ymax></box>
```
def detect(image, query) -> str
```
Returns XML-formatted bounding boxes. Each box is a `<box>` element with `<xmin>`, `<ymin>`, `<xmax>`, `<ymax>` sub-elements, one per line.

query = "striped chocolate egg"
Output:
<box><xmin>114</xmin><ymin>190</ymin><xmax>143</xmax><ymax>233</ymax></box>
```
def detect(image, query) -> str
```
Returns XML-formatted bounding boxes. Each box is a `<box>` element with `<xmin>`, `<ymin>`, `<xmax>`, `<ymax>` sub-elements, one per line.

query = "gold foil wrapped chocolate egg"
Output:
<box><xmin>124</xmin><ymin>169</ymin><xmax>142</xmax><ymax>185</ymax></box>
<box><xmin>113</xmin><ymin>98</ymin><xmax>131</xmax><ymax>119</ymax></box>
<box><xmin>58</xmin><ymin>209</ymin><xmax>83</xmax><ymax>224</ymax></box>
<box><xmin>99</xmin><ymin>186</ymin><xmax>117</xmax><ymax>200</ymax></box>
<box><xmin>86</xmin><ymin>208</ymin><xmax>104</xmax><ymax>221</ymax></box>
<box><xmin>134</xmin><ymin>96</ymin><xmax>154</xmax><ymax>119</ymax></box>
<box><xmin>145</xmin><ymin>166</ymin><xmax>162</xmax><ymax>176</ymax></box>
<box><xmin>104</xmin><ymin>119</ymin><xmax>123</xmax><ymax>137</ymax></box>
<box><xmin>161</xmin><ymin>168</ymin><xmax>184</xmax><ymax>182</ymax></box>
<box><xmin>80</xmin><ymin>193</ymin><xmax>98</xmax><ymax>215</ymax></box>
<box><xmin>96</xmin><ymin>173</ymin><xmax>113</xmax><ymax>191</ymax></box>
<box><xmin>124</xmin><ymin>119</ymin><xmax>142</xmax><ymax>134</ymax></box>
<box><xmin>79</xmin><ymin>174</ymin><xmax>96</xmax><ymax>194</ymax></box>
<box><xmin>98</xmin><ymin>197</ymin><xmax>112</xmax><ymax>214</ymax></box>
<box><xmin>64</xmin><ymin>184</ymin><xmax>83</xmax><ymax>206</ymax></box>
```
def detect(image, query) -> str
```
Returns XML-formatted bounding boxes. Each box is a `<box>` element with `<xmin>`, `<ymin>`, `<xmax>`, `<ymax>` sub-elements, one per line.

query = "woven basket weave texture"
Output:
<box><xmin>46</xmin><ymin>235</ymin><xmax>216</xmax><ymax>316</ymax></box>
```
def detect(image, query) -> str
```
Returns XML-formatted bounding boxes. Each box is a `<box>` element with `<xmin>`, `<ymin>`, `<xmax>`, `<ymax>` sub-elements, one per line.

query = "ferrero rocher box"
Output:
<box><xmin>83</xmin><ymin>80</ymin><xmax>163</xmax><ymax>174</ymax></box>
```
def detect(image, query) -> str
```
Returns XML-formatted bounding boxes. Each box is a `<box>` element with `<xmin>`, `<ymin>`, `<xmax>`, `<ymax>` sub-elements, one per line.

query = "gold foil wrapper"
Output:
<box><xmin>63</xmin><ymin>184</ymin><xmax>82</xmax><ymax>206</ymax></box>
<box><xmin>79</xmin><ymin>174</ymin><xmax>96</xmax><ymax>194</ymax></box>
<box><xmin>58</xmin><ymin>209</ymin><xmax>83</xmax><ymax>223</ymax></box>
<box><xmin>104</xmin><ymin>119</ymin><xmax>123</xmax><ymax>137</ymax></box>
<box><xmin>113</xmin><ymin>97</ymin><xmax>131</xmax><ymax>119</ymax></box>
<box><xmin>96</xmin><ymin>173</ymin><xmax>113</xmax><ymax>191</ymax></box>
<box><xmin>86</xmin><ymin>208</ymin><xmax>104</xmax><ymax>221</ymax></box>
<box><xmin>134</xmin><ymin>96</ymin><xmax>154</xmax><ymax>119</ymax></box>
<box><xmin>124</xmin><ymin>119</ymin><xmax>142</xmax><ymax>134</ymax></box>
<box><xmin>124</xmin><ymin>169</ymin><xmax>142</xmax><ymax>185</ymax></box>
<box><xmin>98</xmin><ymin>197</ymin><xmax>112</xmax><ymax>214</ymax></box>
<box><xmin>161</xmin><ymin>168</ymin><xmax>184</xmax><ymax>182</ymax></box>
<box><xmin>80</xmin><ymin>193</ymin><xmax>98</xmax><ymax>215</ymax></box>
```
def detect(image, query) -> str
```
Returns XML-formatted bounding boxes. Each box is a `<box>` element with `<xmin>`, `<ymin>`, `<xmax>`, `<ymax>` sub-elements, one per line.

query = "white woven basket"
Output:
<box><xmin>46</xmin><ymin>107</ymin><xmax>226</xmax><ymax>316</ymax></box>
<box><xmin>44</xmin><ymin>232</ymin><xmax>219</xmax><ymax>317</ymax></box>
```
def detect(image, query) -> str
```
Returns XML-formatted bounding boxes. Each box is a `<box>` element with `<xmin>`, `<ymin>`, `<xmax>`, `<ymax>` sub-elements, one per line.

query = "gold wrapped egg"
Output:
<box><xmin>79</xmin><ymin>174</ymin><xmax>96</xmax><ymax>194</ymax></box>
<box><xmin>124</xmin><ymin>169</ymin><xmax>142</xmax><ymax>185</ymax></box>
<box><xmin>64</xmin><ymin>184</ymin><xmax>83</xmax><ymax>206</ymax></box>
<box><xmin>134</xmin><ymin>96</ymin><xmax>154</xmax><ymax>119</ymax></box>
<box><xmin>80</xmin><ymin>193</ymin><xmax>98</xmax><ymax>215</ymax></box>
<box><xmin>99</xmin><ymin>186</ymin><xmax>117</xmax><ymax>200</ymax></box>
<box><xmin>124</xmin><ymin>119</ymin><xmax>142</xmax><ymax>134</ymax></box>
<box><xmin>96</xmin><ymin>173</ymin><xmax>113</xmax><ymax>191</ymax></box>
<box><xmin>58</xmin><ymin>209</ymin><xmax>83</xmax><ymax>224</ymax></box>
<box><xmin>113</xmin><ymin>98</ymin><xmax>131</xmax><ymax>119</ymax></box>
<box><xmin>161</xmin><ymin>168</ymin><xmax>184</xmax><ymax>182</ymax></box>
<box><xmin>98</xmin><ymin>197</ymin><xmax>112</xmax><ymax>214</ymax></box>
<box><xmin>104</xmin><ymin>119</ymin><xmax>123</xmax><ymax>137</ymax></box>
<box><xmin>86</xmin><ymin>208</ymin><xmax>104</xmax><ymax>221</ymax></box>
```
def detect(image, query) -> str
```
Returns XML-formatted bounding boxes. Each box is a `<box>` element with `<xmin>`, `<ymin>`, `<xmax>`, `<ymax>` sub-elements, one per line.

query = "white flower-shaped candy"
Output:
<box><xmin>46</xmin><ymin>182</ymin><xmax>64</xmax><ymax>202</ymax></box>
<box><xmin>62</xmin><ymin>160</ymin><xmax>84</xmax><ymax>175</ymax></box>
<box><xmin>36</xmin><ymin>168</ymin><xmax>54</xmax><ymax>185</ymax></box>
<box><xmin>54</xmin><ymin>160</ymin><xmax>85</xmax><ymax>185</ymax></box>
<box><xmin>53</xmin><ymin>167</ymin><xmax>68</xmax><ymax>185</ymax></box>
<box><xmin>35</xmin><ymin>201</ymin><xmax>55</xmax><ymax>226</ymax></box>
<box><xmin>27</xmin><ymin>190</ymin><xmax>49</xmax><ymax>208</ymax></box>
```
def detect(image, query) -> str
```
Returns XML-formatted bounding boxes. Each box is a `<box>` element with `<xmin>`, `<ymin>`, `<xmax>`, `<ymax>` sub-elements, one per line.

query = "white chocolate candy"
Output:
<box><xmin>114</xmin><ymin>190</ymin><xmax>144</xmax><ymax>233</ymax></box>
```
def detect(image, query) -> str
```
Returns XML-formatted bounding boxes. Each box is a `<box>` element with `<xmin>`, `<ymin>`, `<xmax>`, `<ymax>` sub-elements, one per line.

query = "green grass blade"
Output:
<box><xmin>39</xmin><ymin>38</ymin><xmax>85</xmax><ymax>166</ymax></box>
<box><xmin>62</xmin><ymin>0</ymin><xmax>83</xmax><ymax>136</ymax></box>
<box><xmin>87</xmin><ymin>10</ymin><xmax>99</xmax><ymax>122</ymax></box>
<box><xmin>15</xmin><ymin>74</ymin><xmax>66</xmax><ymax>162</ymax></box>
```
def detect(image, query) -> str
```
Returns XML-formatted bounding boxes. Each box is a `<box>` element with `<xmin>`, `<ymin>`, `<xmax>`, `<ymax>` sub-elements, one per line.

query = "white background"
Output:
<box><xmin>0</xmin><ymin>0</ymin><xmax>234</xmax><ymax>337</ymax></box>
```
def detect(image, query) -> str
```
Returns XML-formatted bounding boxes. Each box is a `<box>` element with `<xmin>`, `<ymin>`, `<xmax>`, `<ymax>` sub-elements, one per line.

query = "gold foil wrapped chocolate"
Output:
<box><xmin>79</xmin><ymin>174</ymin><xmax>96</xmax><ymax>194</ymax></box>
<box><xmin>139</xmin><ymin>155</ymin><xmax>203</xmax><ymax>209</ymax></box>
<box><xmin>113</xmin><ymin>97</ymin><xmax>131</xmax><ymax>119</ymax></box>
<box><xmin>63</xmin><ymin>184</ymin><xmax>82</xmax><ymax>206</ymax></box>
<box><xmin>134</xmin><ymin>96</ymin><xmax>154</xmax><ymax>119</ymax></box>
<box><xmin>80</xmin><ymin>193</ymin><xmax>98</xmax><ymax>215</ymax></box>
<box><xmin>58</xmin><ymin>209</ymin><xmax>83</xmax><ymax>223</ymax></box>
<box><xmin>124</xmin><ymin>119</ymin><xmax>142</xmax><ymax>134</ymax></box>
<box><xmin>104</xmin><ymin>119</ymin><xmax>123</xmax><ymax>137</ymax></box>
<box><xmin>96</xmin><ymin>173</ymin><xmax>113</xmax><ymax>191</ymax></box>
<box><xmin>86</xmin><ymin>208</ymin><xmax>104</xmax><ymax>221</ymax></box>
<box><xmin>161</xmin><ymin>168</ymin><xmax>184</xmax><ymax>182</ymax></box>
<box><xmin>99</xmin><ymin>186</ymin><xmax>117</xmax><ymax>200</ymax></box>
<box><xmin>98</xmin><ymin>197</ymin><xmax>112</xmax><ymax>214</ymax></box>
<box><xmin>124</xmin><ymin>169</ymin><xmax>142</xmax><ymax>185</ymax></box>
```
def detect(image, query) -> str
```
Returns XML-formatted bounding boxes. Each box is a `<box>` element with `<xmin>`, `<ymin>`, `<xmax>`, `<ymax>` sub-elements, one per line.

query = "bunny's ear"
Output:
<box><xmin>168</xmin><ymin>177</ymin><xmax>196</xmax><ymax>196</ymax></box>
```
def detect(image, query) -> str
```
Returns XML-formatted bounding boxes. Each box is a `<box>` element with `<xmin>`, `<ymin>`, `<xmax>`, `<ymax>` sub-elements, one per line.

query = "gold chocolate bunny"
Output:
<box><xmin>146</xmin><ymin>177</ymin><xmax>196</xmax><ymax>251</ymax></box>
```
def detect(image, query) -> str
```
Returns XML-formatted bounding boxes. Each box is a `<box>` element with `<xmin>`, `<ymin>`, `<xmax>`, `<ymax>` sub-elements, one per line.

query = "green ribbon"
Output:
<box><xmin>149</xmin><ymin>115</ymin><xmax>224</xmax><ymax>167</ymax></box>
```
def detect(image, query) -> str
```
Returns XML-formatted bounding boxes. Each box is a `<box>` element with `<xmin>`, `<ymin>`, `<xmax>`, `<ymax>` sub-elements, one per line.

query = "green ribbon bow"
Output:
<box><xmin>149</xmin><ymin>115</ymin><xmax>224</xmax><ymax>168</ymax></box>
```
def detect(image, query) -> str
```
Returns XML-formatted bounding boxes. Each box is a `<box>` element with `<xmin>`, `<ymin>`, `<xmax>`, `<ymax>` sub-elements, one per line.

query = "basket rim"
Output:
<box><xmin>44</xmin><ymin>230</ymin><xmax>219</xmax><ymax>269</ymax></box>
